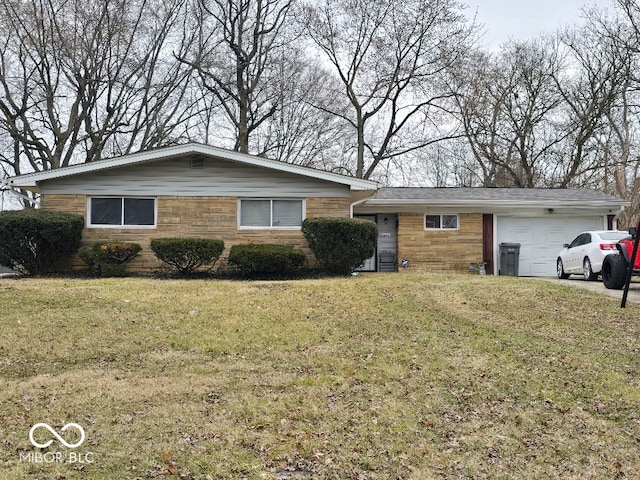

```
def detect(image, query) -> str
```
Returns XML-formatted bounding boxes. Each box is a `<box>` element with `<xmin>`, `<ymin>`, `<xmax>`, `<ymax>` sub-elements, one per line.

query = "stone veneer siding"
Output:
<box><xmin>41</xmin><ymin>194</ymin><xmax>351</xmax><ymax>273</ymax></box>
<box><xmin>396</xmin><ymin>212</ymin><xmax>484</xmax><ymax>272</ymax></box>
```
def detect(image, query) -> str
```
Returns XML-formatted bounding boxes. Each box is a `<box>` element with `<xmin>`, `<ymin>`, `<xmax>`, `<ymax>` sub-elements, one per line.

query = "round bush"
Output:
<box><xmin>302</xmin><ymin>217</ymin><xmax>377</xmax><ymax>275</ymax></box>
<box><xmin>79</xmin><ymin>242</ymin><xmax>142</xmax><ymax>276</ymax></box>
<box><xmin>150</xmin><ymin>238</ymin><xmax>224</xmax><ymax>274</ymax></box>
<box><xmin>227</xmin><ymin>244</ymin><xmax>306</xmax><ymax>277</ymax></box>
<box><xmin>0</xmin><ymin>209</ymin><xmax>84</xmax><ymax>275</ymax></box>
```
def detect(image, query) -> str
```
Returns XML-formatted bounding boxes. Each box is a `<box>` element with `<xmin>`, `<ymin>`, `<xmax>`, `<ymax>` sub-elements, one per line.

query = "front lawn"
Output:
<box><xmin>1</xmin><ymin>273</ymin><xmax>639</xmax><ymax>479</ymax></box>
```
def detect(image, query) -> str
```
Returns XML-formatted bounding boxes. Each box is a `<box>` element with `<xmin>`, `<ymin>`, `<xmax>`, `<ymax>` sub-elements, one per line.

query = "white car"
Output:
<box><xmin>557</xmin><ymin>230</ymin><xmax>631</xmax><ymax>281</ymax></box>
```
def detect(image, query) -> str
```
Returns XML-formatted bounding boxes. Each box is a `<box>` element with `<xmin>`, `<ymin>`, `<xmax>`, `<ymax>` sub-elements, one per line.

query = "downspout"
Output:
<box><xmin>349</xmin><ymin>197</ymin><xmax>370</xmax><ymax>218</ymax></box>
<box><xmin>612</xmin><ymin>205</ymin><xmax>625</xmax><ymax>230</ymax></box>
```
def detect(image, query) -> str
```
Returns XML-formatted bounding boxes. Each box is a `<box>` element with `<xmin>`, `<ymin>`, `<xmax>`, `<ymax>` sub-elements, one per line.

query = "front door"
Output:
<box><xmin>377</xmin><ymin>214</ymin><xmax>397</xmax><ymax>272</ymax></box>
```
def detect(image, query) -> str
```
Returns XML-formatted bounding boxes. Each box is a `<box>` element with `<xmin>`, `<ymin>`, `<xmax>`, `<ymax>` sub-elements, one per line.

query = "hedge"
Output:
<box><xmin>227</xmin><ymin>244</ymin><xmax>306</xmax><ymax>277</ymax></box>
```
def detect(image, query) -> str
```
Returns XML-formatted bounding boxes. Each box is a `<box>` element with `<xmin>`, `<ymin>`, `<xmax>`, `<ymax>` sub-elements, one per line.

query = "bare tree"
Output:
<box><xmin>591</xmin><ymin>1</ymin><xmax>640</xmax><ymax>226</ymax></box>
<box><xmin>182</xmin><ymin>0</ymin><xmax>295</xmax><ymax>154</ymax></box>
<box><xmin>452</xmin><ymin>38</ymin><xmax>566</xmax><ymax>187</ymax></box>
<box><xmin>549</xmin><ymin>11</ymin><xmax>631</xmax><ymax>190</ymax></box>
<box><xmin>252</xmin><ymin>56</ymin><xmax>353</xmax><ymax>167</ymax></box>
<box><xmin>0</xmin><ymin>0</ymin><xmax>198</xmax><ymax>183</ymax></box>
<box><xmin>618</xmin><ymin>0</ymin><xmax>640</xmax><ymax>34</ymax></box>
<box><xmin>301</xmin><ymin>0</ymin><xmax>474</xmax><ymax>180</ymax></box>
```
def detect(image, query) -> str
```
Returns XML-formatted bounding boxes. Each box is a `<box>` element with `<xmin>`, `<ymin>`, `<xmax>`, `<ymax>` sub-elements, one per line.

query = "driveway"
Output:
<box><xmin>539</xmin><ymin>276</ymin><xmax>640</xmax><ymax>304</ymax></box>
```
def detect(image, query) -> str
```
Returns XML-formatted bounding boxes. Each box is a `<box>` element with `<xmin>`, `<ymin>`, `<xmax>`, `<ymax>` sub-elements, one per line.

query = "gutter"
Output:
<box><xmin>360</xmin><ymin>198</ymin><xmax>629</xmax><ymax>209</ymax></box>
<box><xmin>0</xmin><ymin>178</ymin><xmax>40</xmax><ymax>207</ymax></box>
<box><xmin>350</xmin><ymin>196</ymin><xmax>371</xmax><ymax>217</ymax></box>
<box><xmin>613</xmin><ymin>204</ymin><xmax>626</xmax><ymax>227</ymax></box>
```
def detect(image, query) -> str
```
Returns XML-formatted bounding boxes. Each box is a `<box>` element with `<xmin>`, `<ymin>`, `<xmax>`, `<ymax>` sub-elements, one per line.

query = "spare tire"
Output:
<box><xmin>602</xmin><ymin>254</ymin><xmax>628</xmax><ymax>290</ymax></box>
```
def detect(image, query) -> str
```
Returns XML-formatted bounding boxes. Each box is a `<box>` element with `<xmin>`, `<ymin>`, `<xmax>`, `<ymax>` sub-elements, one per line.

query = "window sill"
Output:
<box><xmin>88</xmin><ymin>224</ymin><xmax>157</xmax><ymax>229</ymax></box>
<box><xmin>237</xmin><ymin>226</ymin><xmax>302</xmax><ymax>230</ymax></box>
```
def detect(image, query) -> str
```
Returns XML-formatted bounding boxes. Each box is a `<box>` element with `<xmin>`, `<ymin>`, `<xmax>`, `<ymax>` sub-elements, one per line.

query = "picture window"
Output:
<box><xmin>239</xmin><ymin>199</ymin><xmax>304</xmax><ymax>228</ymax></box>
<box><xmin>89</xmin><ymin>197</ymin><xmax>156</xmax><ymax>227</ymax></box>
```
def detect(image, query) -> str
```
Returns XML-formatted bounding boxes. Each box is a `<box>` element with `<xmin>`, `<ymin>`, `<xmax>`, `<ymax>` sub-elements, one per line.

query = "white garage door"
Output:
<box><xmin>497</xmin><ymin>216</ymin><xmax>604</xmax><ymax>277</ymax></box>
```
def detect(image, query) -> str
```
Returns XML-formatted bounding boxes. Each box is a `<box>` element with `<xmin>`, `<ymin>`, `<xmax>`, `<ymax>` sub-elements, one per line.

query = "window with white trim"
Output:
<box><xmin>425</xmin><ymin>214</ymin><xmax>458</xmax><ymax>230</ymax></box>
<box><xmin>89</xmin><ymin>197</ymin><xmax>156</xmax><ymax>227</ymax></box>
<box><xmin>239</xmin><ymin>199</ymin><xmax>304</xmax><ymax>228</ymax></box>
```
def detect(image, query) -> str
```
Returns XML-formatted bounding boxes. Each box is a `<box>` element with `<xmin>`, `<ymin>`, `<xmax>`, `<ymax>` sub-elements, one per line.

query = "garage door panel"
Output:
<box><xmin>530</xmin><ymin>260</ymin><xmax>555</xmax><ymax>276</ymax></box>
<box><xmin>497</xmin><ymin>216</ymin><xmax>603</xmax><ymax>277</ymax></box>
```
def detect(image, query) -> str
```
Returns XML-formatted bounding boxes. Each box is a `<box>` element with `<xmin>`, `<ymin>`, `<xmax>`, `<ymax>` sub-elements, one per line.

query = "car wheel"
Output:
<box><xmin>602</xmin><ymin>254</ymin><xmax>627</xmax><ymax>290</ymax></box>
<box><xmin>583</xmin><ymin>257</ymin><xmax>598</xmax><ymax>281</ymax></box>
<box><xmin>557</xmin><ymin>258</ymin><xmax>569</xmax><ymax>279</ymax></box>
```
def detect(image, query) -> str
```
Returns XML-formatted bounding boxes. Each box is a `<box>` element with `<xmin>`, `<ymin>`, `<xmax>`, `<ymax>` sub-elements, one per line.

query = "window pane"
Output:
<box><xmin>91</xmin><ymin>198</ymin><xmax>122</xmax><ymax>225</ymax></box>
<box><xmin>272</xmin><ymin>200</ymin><xmax>302</xmax><ymax>226</ymax></box>
<box><xmin>425</xmin><ymin>215</ymin><xmax>440</xmax><ymax>229</ymax></box>
<box><xmin>599</xmin><ymin>232</ymin><xmax>628</xmax><ymax>241</ymax></box>
<box><xmin>569</xmin><ymin>235</ymin><xmax>582</xmax><ymax>248</ymax></box>
<box><xmin>573</xmin><ymin>233</ymin><xmax>587</xmax><ymax>247</ymax></box>
<box><xmin>124</xmin><ymin>198</ymin><xmax>155</xmax><ymax>225</ymax></box>
<box><xmin>443</xmin><ymin>215</ymin><xmax>458</xmax><ymax>229</ymax></box>
<box><xmin>241</xmin><ymin>200</ymin><xmax>270</xmax><ymax>226</ymax></box>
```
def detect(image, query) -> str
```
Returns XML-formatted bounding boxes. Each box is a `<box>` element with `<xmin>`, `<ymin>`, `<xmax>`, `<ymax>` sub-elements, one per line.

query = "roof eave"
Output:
<box><xmin>361</xmin><ymin>199</ymin><xmax>630</xmax><ymax>209</ymax></box>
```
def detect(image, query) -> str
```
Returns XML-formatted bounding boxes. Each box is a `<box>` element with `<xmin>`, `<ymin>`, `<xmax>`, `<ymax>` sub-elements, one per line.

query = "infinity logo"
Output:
<box><xmin>29</xmin><ymin>423</ymin><xmax>86</xmax><ymax>449</ymax></box>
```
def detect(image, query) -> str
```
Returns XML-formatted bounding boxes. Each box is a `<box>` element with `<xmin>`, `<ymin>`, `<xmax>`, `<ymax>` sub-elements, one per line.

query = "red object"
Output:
<box><xmin>618</xmin><ymin>237</ymin><xmax>640</xmax><ymax>269</ymax></box>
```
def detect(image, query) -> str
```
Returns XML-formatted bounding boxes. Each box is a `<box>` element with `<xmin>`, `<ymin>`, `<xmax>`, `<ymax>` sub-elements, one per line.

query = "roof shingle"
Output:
<box><xmin>368</xmin><ymin>187</ymin><xmax>626</xmax><ymax>205</ymax></box>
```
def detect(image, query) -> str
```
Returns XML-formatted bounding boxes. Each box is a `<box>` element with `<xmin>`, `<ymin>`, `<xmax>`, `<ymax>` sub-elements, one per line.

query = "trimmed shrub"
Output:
<box><xmin>99</xmin><ymin>263</ymin><xmax>128</xmax><ymax>278</ymax></box>
<box><xmin>0</xmin><ymin>209</ymin><xmax>84</xmax><ymax>275</ymax></box>
<box><xmin>302</xmin><ymin>217</ymin><xmax>377</xmax><ymax>275</ymax></box>
<box><xmin>78</xmin><ymin>247</ymin><xmax>98</xmax><ymax>272</ymax></box>
<box><xmin>150</xmin><ymin>238</ymin><xmax>224</xmax><ymax>275</ymax></box>
<box><xmin>79</xmin><ymin>242</ymin><xmax>142</xmax><ymax>277</ymax></box>
<box><xmin>95</xmin><ymin>242</ymin><xmax>142</xmax><ymax>264</ymax></box>
<box><xmin>227</xmin><ymin>244</ymin><xmax>306</xmax><ymax>277</ymax></box>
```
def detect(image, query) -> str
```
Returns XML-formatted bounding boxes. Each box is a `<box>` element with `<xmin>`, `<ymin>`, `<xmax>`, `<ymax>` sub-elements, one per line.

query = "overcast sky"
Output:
<box><xmin>469</xmin><ymin>0</ymin><xmax>615</xmax><ymax>49</ymax></box>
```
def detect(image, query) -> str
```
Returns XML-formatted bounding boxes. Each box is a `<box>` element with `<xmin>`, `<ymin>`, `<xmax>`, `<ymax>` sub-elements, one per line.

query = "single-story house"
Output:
<box><xmin>5</xmin><ymin>143</ymin><xmax>629</xmax><ymax>276</ymax></box>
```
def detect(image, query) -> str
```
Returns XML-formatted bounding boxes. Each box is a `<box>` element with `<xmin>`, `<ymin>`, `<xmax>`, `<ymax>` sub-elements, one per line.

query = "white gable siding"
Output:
<box><xmin>38</xmin><ymin>158</ymin><xmax>351</xmax><ymax>198</ymax></box>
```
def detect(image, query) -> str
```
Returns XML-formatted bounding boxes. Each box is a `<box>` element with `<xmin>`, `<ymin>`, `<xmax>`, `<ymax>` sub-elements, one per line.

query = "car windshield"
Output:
<box><xmin>598</xmin><ymin>231</ymin><xmax>629</xmax><ymax>241</ymax></box>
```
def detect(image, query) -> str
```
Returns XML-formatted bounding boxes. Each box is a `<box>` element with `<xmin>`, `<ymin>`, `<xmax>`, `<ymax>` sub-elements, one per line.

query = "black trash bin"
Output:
<box><xmin>499</xmin><ymin>243</ymin><xmax>521</xmax><ymax>276</ymax></box>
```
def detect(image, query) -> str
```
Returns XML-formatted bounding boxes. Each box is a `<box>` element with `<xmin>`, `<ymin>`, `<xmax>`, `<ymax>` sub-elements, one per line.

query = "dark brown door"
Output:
<box><xmin>483</xmin><ymin>214</ymin><xmax>494</xmax><ymax>275</ymax></box>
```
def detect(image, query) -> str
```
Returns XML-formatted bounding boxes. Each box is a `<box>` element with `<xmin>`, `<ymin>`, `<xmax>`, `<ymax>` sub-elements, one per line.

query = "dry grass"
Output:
<box><xmin>1</xmin><ymin>273</ymin><xmax>639</xmax><ymax>479</ymax></box>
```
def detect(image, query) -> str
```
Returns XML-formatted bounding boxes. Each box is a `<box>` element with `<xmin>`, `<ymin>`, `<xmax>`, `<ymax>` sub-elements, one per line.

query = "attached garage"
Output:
<box><xmin>496</xmin><ymin>216</ymin><xmax>605</xmax><ymax>277</ymax></box>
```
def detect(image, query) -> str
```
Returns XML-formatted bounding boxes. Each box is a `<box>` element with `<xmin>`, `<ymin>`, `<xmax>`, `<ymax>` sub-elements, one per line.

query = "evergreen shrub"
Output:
<box><xmin>302</xmin><ymin>217</ymin><xmax>377</xmax><ymax>275</ymax></box>
<box><xmin>227</xmin><ymin>243</ymin><xmax>306</xmax><ymax>277</ymax></box>
<box><xmin>0</xmin><ymin>209</ymin><xmax>84</xmax><ymax>275</ymax></box>
<box><xmin>150</xmin><ymin>238</ymin><xmax>224</xmax><ymax>275</ymax></box>
<box><xmin>79</xmin><ymin>242</ymin><xmax>142</xmax><ymax>277</ymax></box>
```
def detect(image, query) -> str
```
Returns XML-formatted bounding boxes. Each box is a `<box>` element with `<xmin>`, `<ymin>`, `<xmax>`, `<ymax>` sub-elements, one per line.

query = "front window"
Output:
<box><xmin>425</xmin><ymin>214</ymin><xmax>458</xmax><ymax>230</ymax></box>
<box><xmin>239</xmin><ymin>199</ymin><xmax>304</xmax><ymax>228</ymax></box>
<box><xmin>89</xmin><ymin>197</ymin><xmax>156</xmax><ymax>227</ymax></box>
